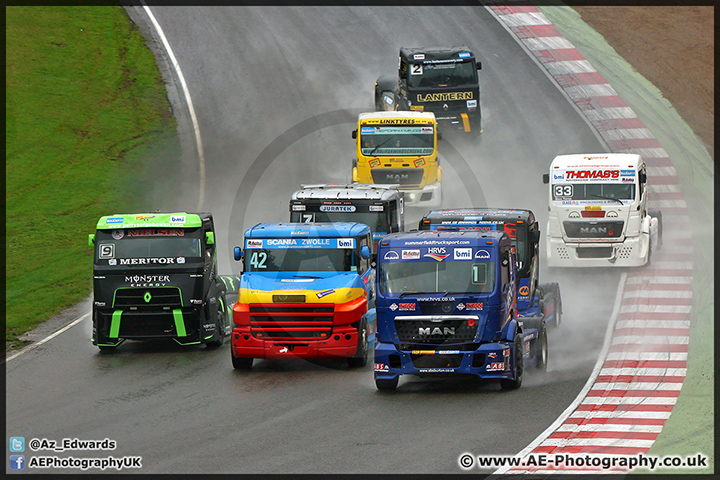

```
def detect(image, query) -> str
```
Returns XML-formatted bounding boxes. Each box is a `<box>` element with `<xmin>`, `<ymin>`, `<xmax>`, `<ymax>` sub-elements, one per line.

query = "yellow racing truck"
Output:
<box><xmin>351</xmin><ymin>111</ymin><xmax>441</xmax><ymax>207</ymax></box>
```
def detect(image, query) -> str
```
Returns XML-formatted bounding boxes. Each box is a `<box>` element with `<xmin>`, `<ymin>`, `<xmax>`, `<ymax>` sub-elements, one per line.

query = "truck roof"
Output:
<box><xmin>379</xmin><ymin>229</ymin><xmax>509</xmax><ymax>249</ymax></box>
<box><xmin>96</xmin><ymin>212</ymin><xmax>206</xmax><ymax>230</ymax></box>
<box><xmin>357</xmin><ymin>111</ymin><xmax>436</xmax><ymax>123</ymax></box>
<box><xmin>550</xmin><ymin>153</ymin><xmax>644</xmax><ymax>170</ymax></box>
<box><xmin>291</xmin><ymin>184</ymin><xmax>401</xmax><ymax>201</ymax></box>
<box><xmin>245</xmin><ymin>222</ymin><xmax>371</xmax><ymax>239</ymax></box>
<box><xmin>400</xmin><ymin>46</ymin><xmax>475</xmax><ymax>62</ymax></box>
<box><xmin>420</xmin><ymin>208</ymin><xmax>536</xmax><ymax>225</ymax></box>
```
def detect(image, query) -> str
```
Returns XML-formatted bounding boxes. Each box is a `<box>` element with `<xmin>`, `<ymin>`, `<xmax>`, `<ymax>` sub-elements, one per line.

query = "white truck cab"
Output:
<box><xmin>543</xmin><ymin>153</ymin><xmax>661</xmax><ymax>267</ymax></box>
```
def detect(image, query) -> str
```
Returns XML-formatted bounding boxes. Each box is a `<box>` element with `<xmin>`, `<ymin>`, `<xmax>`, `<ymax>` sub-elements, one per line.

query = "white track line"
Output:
<box><xmin>5</xmin><ymin>313</ymin><xmax>90</xmax><ymax>364</ymax></box>
<box><xmin>141</xmin><ymin>2</ymin><xmax>206</xmax><ymax>210</ymax></box>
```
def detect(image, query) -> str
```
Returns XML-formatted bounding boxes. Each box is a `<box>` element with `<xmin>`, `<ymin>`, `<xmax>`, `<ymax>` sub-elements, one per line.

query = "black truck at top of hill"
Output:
<box><xmin>375</xmin><ymin>46</ymin><xmax>482</xmax><ymax>134</ymax></box>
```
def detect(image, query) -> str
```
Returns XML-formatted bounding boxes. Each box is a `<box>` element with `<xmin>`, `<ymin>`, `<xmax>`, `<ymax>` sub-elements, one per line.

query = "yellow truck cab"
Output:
<box><xmin>351</xmin><ymin>111</ymin><xmax>441</xmax><ymax>207</ymax></box>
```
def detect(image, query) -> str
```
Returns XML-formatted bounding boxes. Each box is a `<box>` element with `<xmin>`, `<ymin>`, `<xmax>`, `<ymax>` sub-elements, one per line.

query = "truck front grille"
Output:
<box><xmin>113</xmin><ymin>287</ymin><xmax>182</xmax><ymax>309</ymax></box>
<box><xmin>394</xmin><ymin>316</ymin><xmax>477</xmax><ymax>344</ymax></box>
<box><xmin>371</xmin><ymin>168</ymin><xmax>424</xmax><ymax>186</ymax></box>
<box><xmin>563</xmin><ymin>220</ymin><xmax>624</xmax><ymax>239</ymax></box>
<box><xmin>249</xmin><ymin>303</ymin><xmax>335</xmax><ymax>341</ymax></box>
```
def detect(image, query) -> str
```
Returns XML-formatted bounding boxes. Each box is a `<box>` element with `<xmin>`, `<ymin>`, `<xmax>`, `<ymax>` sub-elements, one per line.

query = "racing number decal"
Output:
<box><xmin>410</xmin><ymin>64</ymin><xmax>423</xmax><ymax>75</ymax></box>
<box><xmin>554</xmin><ymin>184</ymin><xmax>573</xmax><ymax>198</ymax></box>
<box><xmin>302</xmin><ymin>213</ymin><xmax>315</xmax><ymax>223</ymax></box>
<box><xmin>249</xmin><ymin>251</ymin><xmax>267</xmax><ymax>269</ymax></box>
<box><xmin>99</xmin><ymin>244</ymin><xmax>115</xmax><ymax>259</ymax></box>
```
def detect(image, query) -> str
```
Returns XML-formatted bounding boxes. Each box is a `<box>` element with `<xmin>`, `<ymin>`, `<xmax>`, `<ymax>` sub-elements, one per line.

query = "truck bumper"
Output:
<box><xmin>435</xmin><ymin>111</ymin><xmax>481</xmax><ymax>133</ymax></box>
<box><xmin>546</xmin><ymin>234</ymin><xmax>649</xmax><ymax>267</ymax></box>
<box><xmin>373</xmin><ymin>340</ymin><xmax>518</xmax><ymax>380</ymax></box>
<box><xmin>93</xmin><ymin>307</ymin><xmax>209</xmax><ymax>346</ymax></box>
<box><xmin>402</xmin><ymin>182</ymin><xmax>442</xmax><ymax>208</ymax></box>
<box><xmin>231</xmin><ymin>324</ymin><xmax>359</xmax><ymax>360</ymax></box>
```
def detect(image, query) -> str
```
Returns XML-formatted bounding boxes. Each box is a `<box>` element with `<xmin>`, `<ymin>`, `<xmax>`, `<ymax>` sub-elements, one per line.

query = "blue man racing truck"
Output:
<box><xmin>374</xmin><ymin>230</ymin><xmax>548</xmax><ymax>390</ymax></box>
<box><xmin>419</xmin><ymin>208</ymin><xmax>561</xmax><ymax>327</ymax></box>
<box><xmin>231</xmin><ymin>222</ymin><xmax>376</xmax><ymax>369</ymax></box>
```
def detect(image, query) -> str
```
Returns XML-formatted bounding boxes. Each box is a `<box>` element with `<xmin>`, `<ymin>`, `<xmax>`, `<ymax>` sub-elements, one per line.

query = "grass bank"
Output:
<box><xmin>5</xmin><ymin>6</ymin><xmax>179</xmax><ymax>347</ymax></box>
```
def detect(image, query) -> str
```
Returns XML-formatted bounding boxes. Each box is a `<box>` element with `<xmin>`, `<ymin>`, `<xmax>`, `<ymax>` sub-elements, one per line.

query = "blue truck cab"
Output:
<box><xmin>231</xmin><ymin>222</ymin><xmax>376</xmax><ymax>369</ymax></box>
<box><xmin>374</xmin><ymin>229</ymin><xmax>547</xmax><ymax>390</ymax></box>
<box><xmin>418</xmin><ymin>208</ymin><xmax>562</xmax><ymax>327</ymax></box>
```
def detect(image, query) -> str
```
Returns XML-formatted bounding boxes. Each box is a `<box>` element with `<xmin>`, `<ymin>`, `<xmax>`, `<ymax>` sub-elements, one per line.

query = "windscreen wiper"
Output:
<box><xmin>589</xmin><ymin>193</ymin><xmax>624</xmax><ymax>205</ymax></box>
<box><xmin>370</xmin><ymin>135</ymin><xmax>396</xmax><ymax>156</ymax></box>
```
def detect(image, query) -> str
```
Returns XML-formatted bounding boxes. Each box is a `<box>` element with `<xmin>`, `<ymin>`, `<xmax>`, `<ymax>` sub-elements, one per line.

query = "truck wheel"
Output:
<box><xmin>500</xmin><ymin>335</ymin><xmax>524</xmax><ymax>390</ymax></box>
<box><xmin>535</xmin><ymin>324</ymin><xmax>548</xmax><ymax>372</ymax></box>
<box><xmin>347</xmin><ymin>319</ymin><xmax>369</xmax><ymax>368</ymax></box>
<box><xmin>206</xmin><ymin>298</ymin><xmax>226</xmax><ymax>348</ymax></box>
<box><xmin>376</xmin><ymin>377</ymin><xmax>398</xmax><ymax>391</ymax></box>
<box><xmin>231</xmin><ymin>351</ymin><xmax>253</xmax><ymax>370</ymax></box>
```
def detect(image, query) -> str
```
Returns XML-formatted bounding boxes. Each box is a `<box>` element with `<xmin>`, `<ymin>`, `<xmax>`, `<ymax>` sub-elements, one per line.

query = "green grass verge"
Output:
<box><xmin>5</xmin><ymin>6</ymin><xmax>179</xmax><ymax>347</ymax></box>
<box><xmin>540</xmin><ymin>6</ymin><xmax>714</xmax><ymax>474</ymax></box>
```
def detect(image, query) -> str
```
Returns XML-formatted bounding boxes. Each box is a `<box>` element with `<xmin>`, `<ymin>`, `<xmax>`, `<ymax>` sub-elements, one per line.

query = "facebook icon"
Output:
<box><xmin>10</xmin><ymin>455</ymin><xmax>25</xmax><ymax>470</ymax></box>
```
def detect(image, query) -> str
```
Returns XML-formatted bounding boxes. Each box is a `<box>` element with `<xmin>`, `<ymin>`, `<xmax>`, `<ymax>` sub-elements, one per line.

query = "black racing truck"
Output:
<box><xmin>375</xmin><ymin>46</ymin><xmax>482</xmax><ymax>134</ymax></box>
<box><xmin>289</xmin><ymin>183</ymin><xmax>404</xmax><ymax>251</ymax></box>
<box><xmin>88</xmin><ymin>212</ymin><xmax>229</xmax><ymax>350</ymax></box>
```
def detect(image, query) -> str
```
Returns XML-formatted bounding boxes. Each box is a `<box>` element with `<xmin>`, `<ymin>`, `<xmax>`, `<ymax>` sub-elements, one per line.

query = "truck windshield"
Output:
<box><xmin>359</xmin><ymin>125</ymin><xmax>434</xmax><ymax>156</ymax></box>
<box><xmin>408</xmin><ymin>60</ymin><xmax>476</xmax><ymax>88</ymax></box>
<box><xmin>291</xmin><ymin>210</ymin><xmax>390</xmax><ymax>234</ymax></box>
<box><xmin>553</xmin><ymin>183</ymin><xmax>636</xmax><ymax>201</ymax></box>
<box><xmin>245</xmin><ymin>248</ymin><xmax>355</xmax><ymax>272</ymax></box>
<box><xmin>379</xmin><ymin>260</ymin><xmax>495</xmax><ymax>294</ymax></box>
<box><xmin>94</xmin><ymin>228</ymin><xmax>203</xmax><ymax>264</ymax></box>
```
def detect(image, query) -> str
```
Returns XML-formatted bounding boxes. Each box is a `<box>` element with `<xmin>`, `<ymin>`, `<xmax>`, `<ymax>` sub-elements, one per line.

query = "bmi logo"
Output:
<box><xmin>338</xmin><ymin>238</ymin><xmax>354</xmax><ymax>249</ymax></box>
<box><xmin>454</xmin><ymin>248</ymin><xmax>472</xmax><ymax>260</ymax></box>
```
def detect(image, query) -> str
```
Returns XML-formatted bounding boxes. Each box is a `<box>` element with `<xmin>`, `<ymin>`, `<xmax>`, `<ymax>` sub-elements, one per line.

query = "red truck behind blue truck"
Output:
<box><xmin>373</xmin><ymin>229</ymin><xmax>549</xmax><ymax>391</ymax></box>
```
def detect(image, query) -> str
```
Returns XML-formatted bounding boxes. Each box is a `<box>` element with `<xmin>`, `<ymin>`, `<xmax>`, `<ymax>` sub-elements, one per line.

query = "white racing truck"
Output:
<box><xmin>542</xmin><ymin>153</ymin><xmax>662</xmax><ymax>267</ymax></box>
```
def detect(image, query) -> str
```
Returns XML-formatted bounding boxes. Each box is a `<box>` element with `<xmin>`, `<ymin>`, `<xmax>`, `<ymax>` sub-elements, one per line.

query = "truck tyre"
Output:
<box><xmin>347</xmin><ymin>319</ymin><xmax>369</xmax><ymax>368</ymax></box>
<box><xmin>231</xmin><ymin>352</ymin><xmax>253</xmax><ymax>370</ymax></box>
<box><xmin>500</xmin><ymin>335</ymin><xmax>524</xmax><ymax>390</ymax></box>
<box><xmin>206</xmin><ymin>298</ymin><xmax>226</xmax><ymax>348</ymax></box>
<box><xmin>535</xmin><ymin>324</ymin><xmax>548</xmax><ymax>372</ymax></box>
<box><xmin>376</xmin><ymin>376</ymin><xmax>398</xmax><ymax>391</ymax></box>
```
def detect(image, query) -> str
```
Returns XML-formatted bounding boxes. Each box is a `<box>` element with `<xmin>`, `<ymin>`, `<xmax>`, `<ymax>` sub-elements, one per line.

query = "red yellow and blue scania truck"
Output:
<box><xmin>231</xmin><ymin>222</ymin><xmax>376</xmax><ymax>369</ymax></box>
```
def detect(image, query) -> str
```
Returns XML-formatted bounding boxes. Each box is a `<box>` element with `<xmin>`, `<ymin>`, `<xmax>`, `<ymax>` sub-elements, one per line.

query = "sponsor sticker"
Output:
<box><xmin>135</xmin><ymin>215</ymin><xmax>155</xmax><ymax>221</ymax></box>
<box><xmin>418</xmin><ymin>368</ymin><xmax>455</xmax><ymax>373</ymax></box>
<box><xmin>458</xmin><ymin>52</ymin><xmax>471</xmax><ymax>58</ymax></box>
<box><xmin>374</xmin><ymin>363</ymin><xmax>389</xmax><ymax>372</ymax></box>
<box><xmin>383</xmin><ymin>250</ymin><xmax>400</xmax><ymax>260</ymax></box>
<box><xmin>414</xmin><ymin>158</ymin><xmax>426</xmax><ymax>167</ymax></box>
<box><xmin>413</xmin><ymin>54</ymin><xmax>425</xmax><ymax>60</ymax></box>
<box><xmin>467</xmin><ymin>99</ymin><xmax>477</xmax><ymax>108</ymax></box>
<box><xmin>319</xmin><ymin>205</ymin><xmax>356</xmax><ymax>213</ymax></box>
<box><xmin>170</xmin><ymin>215</ymin><xmax>186</xmax><ymax>223</ymax></box>
<box><xmin>402</xmin><ymin>249</ymin><xmax>420</xmax><ymax>259</ymax></box>
<box><xmin>424</xmin><ymin>253</ymin><xmax>449</xmax><ymax>262</ymax></box>
<box><xmin>487</xmin><ymin>362</ymin><xmax>504</xmax><ymax>371</ymax></box>
<box><xmin>398</xmin><ymin>303</ymin><xmax>415</xmax><ymax>311</ymax></box>
<box><xmin>474</xmin><ymin>249</ymin><xmax>490</xmax><ymax>259</ymax></box>
<box><xmin>316</xmin><ymin>289</ymin><xmax>335</xmax><ymax>299</ymax></box>
<box><xmin>466</xmin><ymin>302</ymin><xmax>483</xmax><ymax>310</ymax></box>
<box><xmin>369</xmin><ymin>158</ymin><xmax>381</xmax><ymax>168</ymax></box>
<box><xmin>337</xmin><ymin>238</ymin><xmax>354</xmax><ymax>249</ymax></box>
<box><xmin>106</xmin><ymin>217</ymin><xmax>124</xmax><ymax>224</ymax></box>
<box><xmin>454</xmin><ymin>248</ymin><xmax>472</xmax><ymax>260</ymax></box>
<box><xmin>111</xmin><ymin>229</ymin><xmax>124</xmax><ymax>240</ymax></box>
<box><xmin>246</xmin><ymin>239</ymin><xmax>263</xmax><ymax>249</ymax></box>
<box><xmin>519</xmin><ymin>285</ymin><xmax>530</xmax><ymax>296</ymax></box>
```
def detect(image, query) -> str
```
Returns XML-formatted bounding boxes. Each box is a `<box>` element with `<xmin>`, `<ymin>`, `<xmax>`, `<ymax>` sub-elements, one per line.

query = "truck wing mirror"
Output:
<box><xmin>530</xmin><ymin>230</ymin><xmax>540</xmax><ymax>243</ymax></box>
<box><xmin>234</xmin><ymin>247</ymin><xmax>243</xmax><ymax>261</ymax></box>
<box><xmin>360</xmin><ymin>245</ymin><xmax>371</xmax><ymax>259</ymax></box>
<box><xmin>542</xmin><ymin>173</ymin><xmax>549</xmax><ymax>184</ymax></box>
<box><xmin>88</xmin><ymin>233</ymin><xmax>96</xmax><ymax>246</ymax></box>
<box><xmin>205</xmin><ymin>231</ymin><xmax>215</xmax><ymax>245</ymax></box>
<box><xmin>437</xmin><ymin>130</ymin><xmax>443</xmax><ymax>141</ymax></box>
<box><xmin>639</xmin><ymin>171</ymin><xmax>647</xmax><ymax>183</ymax></box>
<box><xmin>351</xmin><ymin>130</ymin><xmax>357</xmax><ymax>139</ymax></box>
<box><xmin>476</xmin><ymin>61</ymin><xmax>482</xmax><ymax>70</ymax></box>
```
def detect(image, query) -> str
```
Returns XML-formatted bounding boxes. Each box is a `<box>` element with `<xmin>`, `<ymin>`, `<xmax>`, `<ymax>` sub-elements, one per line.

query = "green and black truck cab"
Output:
<box><xmin>88</xmin><ymin>212</ymin><xmax>228</xmax><ymax>350</ymax></box>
